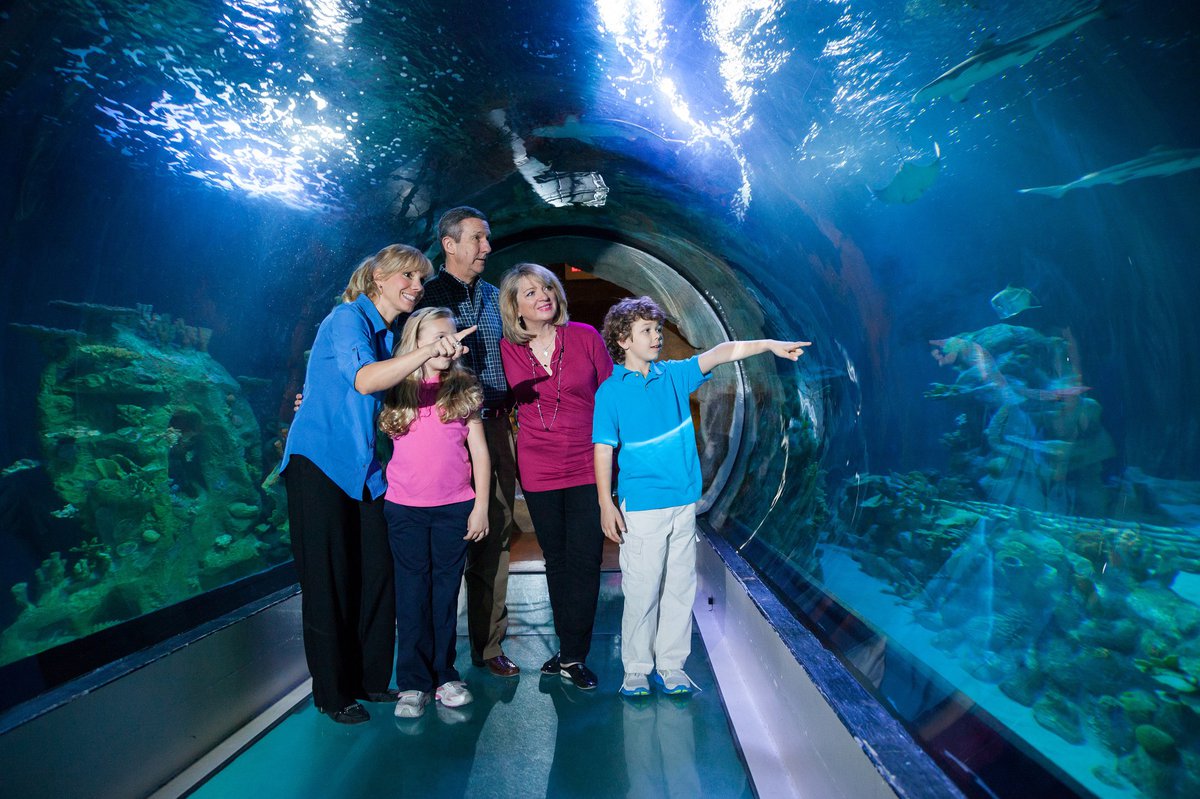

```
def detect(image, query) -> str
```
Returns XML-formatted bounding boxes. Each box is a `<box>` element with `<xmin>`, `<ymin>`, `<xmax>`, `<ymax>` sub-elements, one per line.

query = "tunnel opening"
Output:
<box><xmin>486</xmin><ymin>233</ymin><xmax>751</xmax><ymax>513</ymax></box>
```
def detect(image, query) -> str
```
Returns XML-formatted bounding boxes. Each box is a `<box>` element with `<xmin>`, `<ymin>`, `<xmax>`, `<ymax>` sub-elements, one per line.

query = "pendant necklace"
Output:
<box><xmin>535</xmin><ymin>332</ymin><xmax>554</xmax><ymax>367</ymax></box>
<box><xmin>526</xmin><ymin>331</ymin><xmax>565</xmax><ymax>431</ymax></box>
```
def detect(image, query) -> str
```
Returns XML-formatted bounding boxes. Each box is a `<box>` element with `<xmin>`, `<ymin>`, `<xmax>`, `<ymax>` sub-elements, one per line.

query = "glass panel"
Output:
<box><xmin>1</xmin><ymin>4</ymin><xmax>1197</xmax><ymax>798</ymax></box>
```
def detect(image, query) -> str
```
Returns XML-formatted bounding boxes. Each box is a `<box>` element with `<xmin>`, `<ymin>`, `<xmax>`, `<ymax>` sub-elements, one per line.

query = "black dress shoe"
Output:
<box><xmin>541</xmin><ymin>653</ymin><xmax>561</xmax><ymax>675</ymax></box>
<box><xmin>560</xmin><ymin>662</ymin><xmax>598</xmax><ymax>690</ymax></box>
<box><xmin>326</xmin><ymin>702</ymin><xmax>370</xmax><ymax>724</ymax></box>
<box><xmin>365</xmin><ymin>689</ymin><xmax>400</xmax><ymax>702</ymax></box>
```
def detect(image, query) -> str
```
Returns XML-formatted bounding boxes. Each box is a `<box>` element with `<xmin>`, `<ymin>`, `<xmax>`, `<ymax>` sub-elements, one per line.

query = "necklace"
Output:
<box><xmin>525</xmin><ymin>331</ymin><xmax>565</xmax><ymax>431</ymax></box>
<box><xmin>533</xmin><ymin>330</ymin><xmax>555</xmax><ymax>364</ymax></box>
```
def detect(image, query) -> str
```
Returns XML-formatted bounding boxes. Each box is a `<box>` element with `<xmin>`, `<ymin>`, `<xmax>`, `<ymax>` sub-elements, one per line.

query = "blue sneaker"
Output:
<box><xmin>620</xmin><ymin>672</ymin><xmax>651</xmax><ymax>697</ymax></box>
<box><xmin>652</xmin><ymin>669</ymin><xmax>697</xmax><ymax>695</ymax></box>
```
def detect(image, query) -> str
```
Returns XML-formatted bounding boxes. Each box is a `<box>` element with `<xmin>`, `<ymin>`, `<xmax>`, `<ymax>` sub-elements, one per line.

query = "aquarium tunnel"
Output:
<box><xmin>2</xmin><ymin>1</ymin><xmax>1200</xmax><ymax>797</ymax></box>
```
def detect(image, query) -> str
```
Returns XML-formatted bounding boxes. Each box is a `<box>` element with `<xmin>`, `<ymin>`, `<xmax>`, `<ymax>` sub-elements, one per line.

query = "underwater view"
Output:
<box><xmin>2</xmin><ymin>1</ymin><xmax>1199</xmax><ymax>796</ymax></box>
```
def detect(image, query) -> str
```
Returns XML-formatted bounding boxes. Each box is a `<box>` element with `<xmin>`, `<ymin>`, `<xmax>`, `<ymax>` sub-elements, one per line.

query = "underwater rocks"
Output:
<box><xmin>1</xmin><ymin>301</ymin><xmax>288</xmax><ymax>665</ymax></box>
<box><xmin>927</xmin><ymin>322</ymin><xmax>1115</xmax><ymax>515</ymax></box>
<box><xmin>999</xmin><ymin>666</ymin><xmax>1043</xmax><ymax>707</ymax></box>
<box><xmin>836</xmin><ymin>465</ymin><xmax>1200</xmax><ymax>799</ymax></box>
<box><xmin>1033</xmin><ymin>690</ymin><xmax>1084</xmax><ymax>745</ymax></box>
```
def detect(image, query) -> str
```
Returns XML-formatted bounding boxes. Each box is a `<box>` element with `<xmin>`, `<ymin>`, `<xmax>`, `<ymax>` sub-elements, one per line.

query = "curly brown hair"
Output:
<box><xmin>601</xmin><ymin>296</ymin><xmax>665</xmax><ymax>363</ymax></box>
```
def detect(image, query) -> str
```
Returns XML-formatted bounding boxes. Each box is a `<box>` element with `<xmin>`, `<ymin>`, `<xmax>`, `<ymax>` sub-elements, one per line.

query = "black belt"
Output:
<box><xmin>478</xmin><ymin>406</ymin><xmax>508</xmax><ymax>420</ymax></box>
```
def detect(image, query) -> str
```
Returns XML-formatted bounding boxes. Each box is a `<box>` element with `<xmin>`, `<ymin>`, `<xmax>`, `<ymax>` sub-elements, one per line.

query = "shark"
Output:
<box><xmin>871</xmin><ymin>143</ymin><xmax>941</xmax><ymax>203</ymax></box>
<box><xmin>1019</xmin><ymin>147</ymin><xmax>1200</xmax><ymax>198</ymax></box>
<box><xmin>531</xmin><ymin>115</ymin><xmax>684</xmax><ymax>147</ymax></box>
<box><xmin>912</xmin><ymin>3</ymin><xmax>1108</xmax><ymax>104</ymax></box>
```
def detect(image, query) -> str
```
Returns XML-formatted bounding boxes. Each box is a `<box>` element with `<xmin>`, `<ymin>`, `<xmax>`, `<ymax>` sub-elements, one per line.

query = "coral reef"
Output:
<box><xmin>835</xmin><ymin>462</ymin><xmax>1200</xmax><ymax>799</ymax></box>
<box><xmin>1</xmin><ymin>302</ymin><xmax>288</xmax><ymax>664</ymax></box>
<box><xmin>928</xmin><ymin>323</ymin><xmax>1114</xmax><ymax>515</ymax></box>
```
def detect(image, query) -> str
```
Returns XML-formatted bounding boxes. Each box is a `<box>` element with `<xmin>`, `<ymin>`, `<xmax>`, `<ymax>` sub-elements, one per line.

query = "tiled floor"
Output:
<box><xmin>189</xmin><ymin>572</ymin><xmax>754</xmax><ymax>799</ymax></box>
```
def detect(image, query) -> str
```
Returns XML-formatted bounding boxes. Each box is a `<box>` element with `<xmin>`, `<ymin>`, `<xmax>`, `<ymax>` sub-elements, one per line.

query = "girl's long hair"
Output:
<box><xmin>378</xmin><ymin>307</ymin><xmax>483</xmax><ymax>437</ymax></box>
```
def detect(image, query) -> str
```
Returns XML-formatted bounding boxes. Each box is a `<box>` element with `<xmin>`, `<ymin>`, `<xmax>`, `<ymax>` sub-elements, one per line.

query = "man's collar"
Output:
<box><xmin>440</xmin><ymin>266</ymin><xmax>477</xmax><ymax>289</ymax></box>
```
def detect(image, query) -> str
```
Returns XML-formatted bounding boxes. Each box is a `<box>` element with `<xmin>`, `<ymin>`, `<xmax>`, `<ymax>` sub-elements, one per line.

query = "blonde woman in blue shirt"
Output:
<box><xmin>281</xmin><ymin>244</ymin><xmax>476</xmax><ymax>724</ymax></box>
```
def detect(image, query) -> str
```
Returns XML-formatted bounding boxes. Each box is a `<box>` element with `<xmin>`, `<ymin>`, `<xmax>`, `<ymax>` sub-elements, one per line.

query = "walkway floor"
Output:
<box><xmin>189</xmin><ymin>572</ymin><xmax>755</xmax><ymax>798</ymax></box>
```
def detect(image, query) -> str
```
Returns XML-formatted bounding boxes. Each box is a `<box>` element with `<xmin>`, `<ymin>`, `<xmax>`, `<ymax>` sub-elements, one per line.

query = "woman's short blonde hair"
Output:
<box><xmin>498</xmin><ymin>263</ymin><xmax>570</xmax><ymax>344</ymax></box>
<box><xmin>342</xmin><ymin>243</ymin><xmax>433</xmax><ymax>303</ymax></box>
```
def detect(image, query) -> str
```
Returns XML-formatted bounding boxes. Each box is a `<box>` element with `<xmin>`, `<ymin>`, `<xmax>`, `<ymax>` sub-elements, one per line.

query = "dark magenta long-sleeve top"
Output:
<box><xmin>500</xmin><ymin>322</ymin><xmax>613</xmax><ymax>492</ymax></box>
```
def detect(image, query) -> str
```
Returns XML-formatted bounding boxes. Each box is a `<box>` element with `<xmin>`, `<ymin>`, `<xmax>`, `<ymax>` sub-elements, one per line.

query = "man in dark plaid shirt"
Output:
<box><xmin>415</xmin><ymin>206</ymin><xmax>521</xmax><ymax>678</ymax></box>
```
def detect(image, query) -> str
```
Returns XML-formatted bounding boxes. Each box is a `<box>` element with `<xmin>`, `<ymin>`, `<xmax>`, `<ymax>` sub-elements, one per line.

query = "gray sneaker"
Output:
<box><xmin>653</xmin><ymin>669</ymin><xmax>698</xmax><ymax>695</ymax></box>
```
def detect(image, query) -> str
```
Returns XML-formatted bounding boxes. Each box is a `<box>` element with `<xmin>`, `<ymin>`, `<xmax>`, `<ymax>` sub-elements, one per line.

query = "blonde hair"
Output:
<box><xmin>498</xmin><ymin>263</ymin><xmax>570</xmax><ymax>344</ymax></box>
<box><xmin>342</xmin><ymin>244</ymin><xmax>432</xmax><ymax>303</ymax></box>
<box><xmin>378</xmin><ymin>307</ymin><xmax>483</xmax><ymax>437</ymax></box>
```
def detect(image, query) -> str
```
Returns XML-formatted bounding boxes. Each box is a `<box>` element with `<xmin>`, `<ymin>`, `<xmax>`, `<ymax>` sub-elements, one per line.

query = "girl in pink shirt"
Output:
<box><xmin>380</xmin><ymin>307</ymin><xmax>490</xmax><ymax>719</ymax></box>
<box><xmin>498</xmin><ymin>263</ymin><xmax>613</xmax><ymax>690</ymax></box>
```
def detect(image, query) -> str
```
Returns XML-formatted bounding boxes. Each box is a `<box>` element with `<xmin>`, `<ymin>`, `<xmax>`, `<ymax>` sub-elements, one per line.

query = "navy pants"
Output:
<box><xmin>284</xmin><ymin>455</ymin><xmax>395</xmax><ymax>713</ymax></box>
<box><xmin>523</xmin><ymin>484</ymin><xmax>605</xmax><ymax>664</ymax></box>
<box><xmin>385</xmin><ymin>499</ymin><xmax>472</xmax><ymax>691</ymax></box>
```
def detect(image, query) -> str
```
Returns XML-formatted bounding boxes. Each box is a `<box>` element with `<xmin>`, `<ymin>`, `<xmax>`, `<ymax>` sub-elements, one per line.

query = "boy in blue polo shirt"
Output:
<box><xmin>592</xmin><ymin>296</ymin><xmax>809</xmax><ymax>696</ymax></box>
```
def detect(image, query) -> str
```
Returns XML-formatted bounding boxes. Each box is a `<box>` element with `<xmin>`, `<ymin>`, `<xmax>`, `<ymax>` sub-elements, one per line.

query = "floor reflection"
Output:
<box><xmin>192</xmin><ymin>572</ymin><xmax>752</xmax><ymax>799</ymax></box>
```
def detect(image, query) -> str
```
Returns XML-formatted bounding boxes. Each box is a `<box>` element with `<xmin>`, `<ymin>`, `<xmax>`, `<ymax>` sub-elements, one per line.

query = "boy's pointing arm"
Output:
<box><xmin>697</xmin><ymin>339</ymin><xmax>811</xmax><ymax>375</ymax></box>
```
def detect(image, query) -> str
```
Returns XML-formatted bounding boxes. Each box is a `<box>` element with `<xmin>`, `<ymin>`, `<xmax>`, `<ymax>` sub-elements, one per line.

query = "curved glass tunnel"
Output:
<box><xmin>2</xmin><ymin>2</ymin><xmax>1200</xmax><ymax>797</ymax></box>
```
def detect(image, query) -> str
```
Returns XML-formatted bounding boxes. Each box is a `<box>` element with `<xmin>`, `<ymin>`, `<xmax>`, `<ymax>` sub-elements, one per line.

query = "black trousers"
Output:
<box><xmin>523</xmin><ymin>484</ymin><xmax>604</xmax><ymax>663</ymax></box>
<box><xmin>284</xmin><ymin>455</ymin><xmax>395</xmax><ymax>712</ymax></box>
<box><xmin>385</xmin><ymin>499</ymin><xmax>471</xmax><ymax>692</ymax></box>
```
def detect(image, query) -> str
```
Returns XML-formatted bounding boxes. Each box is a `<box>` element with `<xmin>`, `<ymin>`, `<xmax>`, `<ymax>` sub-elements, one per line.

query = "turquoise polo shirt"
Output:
<box><xmin>592</xmin><ymin>356</ymin><xmax>711</xmax><ymax>511</ymax></box>
<box><xmin>281</xmin><ymin>294</ymin><xmax>393</xmax><ymax>500</ymax></box>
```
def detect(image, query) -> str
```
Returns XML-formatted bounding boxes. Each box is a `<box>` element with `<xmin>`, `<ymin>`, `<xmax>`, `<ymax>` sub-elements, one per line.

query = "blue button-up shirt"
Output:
<box><xmin>281</xmin><ymin>294</ymin><xmax>393</xmax><ymax>500</ymax></box>
<box><xmin>592</xmin><ymin>356</ymin><xmax>711</xmax><ymax>511</ymax></box>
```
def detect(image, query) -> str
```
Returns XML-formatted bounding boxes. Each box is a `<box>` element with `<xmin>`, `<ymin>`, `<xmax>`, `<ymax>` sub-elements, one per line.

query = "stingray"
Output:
<box><xmin>871</xmin><ymin>143</ymin><xmax>941</xmax><ymax>203</ymax></box>
<box><xmin>990</xmin><ymin>285</ymin><xmax>1041</xmax><ymax>319</ymax></box>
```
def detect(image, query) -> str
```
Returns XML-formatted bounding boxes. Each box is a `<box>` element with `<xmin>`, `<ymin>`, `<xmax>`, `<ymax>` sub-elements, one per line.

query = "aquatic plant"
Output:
<box><xmin>1</xmin><ymin>301</ymin><xmax>287</xmax><ymax>665</ymax></box>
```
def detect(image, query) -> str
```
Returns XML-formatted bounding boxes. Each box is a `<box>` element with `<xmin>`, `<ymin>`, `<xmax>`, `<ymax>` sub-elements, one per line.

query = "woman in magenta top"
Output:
<box><xmin>498</xmin><ymin>263</ymin><xmax>613</xmax><ymax>690</ymax></box>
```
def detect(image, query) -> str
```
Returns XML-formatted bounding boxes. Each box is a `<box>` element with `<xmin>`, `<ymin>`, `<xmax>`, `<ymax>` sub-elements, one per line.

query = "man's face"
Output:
<box><xmin>443</xmin><ymin>217</ymin><xmax>491</xmax><ymax>280</ymax></box>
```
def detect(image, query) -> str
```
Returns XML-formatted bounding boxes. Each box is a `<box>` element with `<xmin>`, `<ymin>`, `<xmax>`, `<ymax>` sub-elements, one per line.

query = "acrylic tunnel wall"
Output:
<box><xmin>1</xmin><ymin>2</ymin><xmax>1199</xmax><ymax>798</ymax></box>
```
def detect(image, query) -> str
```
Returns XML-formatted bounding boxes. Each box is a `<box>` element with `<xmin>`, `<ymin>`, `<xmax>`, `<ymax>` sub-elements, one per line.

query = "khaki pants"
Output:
<box><xmin>618</xmin><ymin>502</ymin><xmax>698</xmax><ymax>674</ymax></box>
<box><xmin>466</xmin><ymin>413</ymin><xmax>517</xmax><ymax>662</ymax></box>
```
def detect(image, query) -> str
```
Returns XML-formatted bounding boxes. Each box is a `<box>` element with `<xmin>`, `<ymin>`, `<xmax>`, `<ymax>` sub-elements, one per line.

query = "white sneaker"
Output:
<box><xmin>435</xmin><ymin>680</ymin><xmax>473</xmax><ymax>708</ymax></box>
<box><xmin>619</xmin><ymin>672</ymin><xmax>651</xmax><ymax>697</ymax></box>
<box><xmin>393</xmin><ymin>690</ymin><xmax>429</xmax><ymax>718</ymax></box>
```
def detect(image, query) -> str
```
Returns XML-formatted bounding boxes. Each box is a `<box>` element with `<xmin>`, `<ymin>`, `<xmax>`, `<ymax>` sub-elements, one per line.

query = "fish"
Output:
<box><xmin>871</xmin><ymin>143</ymin><xmax>941</xmax><ymax>203</ymax></box>
<box><xmin>1</xmin><ymin>458</ymin><xmax>40</xmax><ymax>477</ymax></box>
<box><xmin>990</xmin><ymin>285</ymin><xmax>1041</xmax><ymax>319</ymax></box>
<box><xmin>532</xmin><ymin>115</ymin><xmax>684</xmax><ymax>147</ymax></box>
<box><xmin>1018</xmin><ymin>147</ymin><xmax>1200</xmax><ymax>198</ymax></box>
<box><xmin>912</xmin><ymin>3</ymin><xmax>1108</xmax><ymax>104</ymax></box>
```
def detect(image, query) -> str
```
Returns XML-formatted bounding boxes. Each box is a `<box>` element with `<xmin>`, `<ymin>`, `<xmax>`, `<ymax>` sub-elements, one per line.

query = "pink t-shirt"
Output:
<box><xmin>385</xmin><ymin>379</ymin><xmax>476</xmax><ymax>507</ymax></box>
<box><xmin>500</xmin><ymin>322</ymin><xmax>613</xmax><ymax>492</ymax></box>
